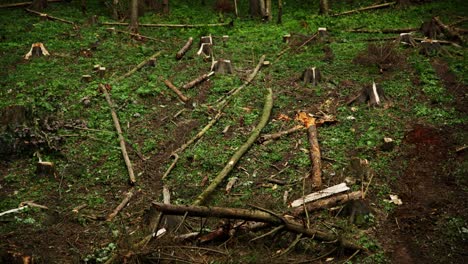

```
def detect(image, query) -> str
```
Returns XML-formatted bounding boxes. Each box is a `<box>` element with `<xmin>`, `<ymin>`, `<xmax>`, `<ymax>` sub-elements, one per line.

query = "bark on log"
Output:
<box><xmin>25</xmin><ymin>8</ymin><xmax>75</xmax><ymax>25</ymax></box>
<box><xmin>176</xmin><ymin>37</ymin><xmax>193</xmax><ymax>60</ymax></box>
<box><xmin>111</xmin><ymin>51</ymin><xmax>161</xmax><ymax>84</ymax></box>
<box><xmin>292</xmin><ymin>191</ymin><xmax>362</xmax><ymax>216</ymax></box>
<box><xmin>193</xmin><ymin>86</ymin><xmax>273</xmax><ymax>206</ymax></box>
<box><xmin>99</xmin><ymin>84</ymin><xmax>136</xmax><ymax>184</ymax></box>
<box><xmin>152</xmin><ymin>202</ymin><xmax>364</xmax><ymax>251</ymax></box>
<box><xmin>432</xmin><ymin>16</ymin><xmax>465</xmax><ymax>44</ymax></box>
<box><xmin>331</xmin><ymin>2</ymin><xmax>396</xmax><ymax>17</ymax></box>
<box><xmin>101</xmin><ymin>21</ymin><xmax>233</xmax><ymax>28</ymax></box>
<box><xmin>307</xmin><ymin>123</ymin><xmax>322</xmax><ymax>188</ymax></box>
<box><xmin>164</xmin><ymin>80</ymin><xmax>190</xmax><ymax>103</ymax></box>
<box><xmin>182</xmin><ymin>72</ymin><xmax>214</xmax><ymax>89</ymax></box>
<box><xmin>107</xmin><ymin>189</ymin><xmax>135</xmax><ymax>221</ymax></box>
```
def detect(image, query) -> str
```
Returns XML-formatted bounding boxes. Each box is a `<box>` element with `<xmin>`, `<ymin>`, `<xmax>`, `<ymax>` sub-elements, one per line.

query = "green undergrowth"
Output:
<box><xmin>0</xmin><ymin>0</ymin><xmax>466</xmax><ymax>262</ymax></box>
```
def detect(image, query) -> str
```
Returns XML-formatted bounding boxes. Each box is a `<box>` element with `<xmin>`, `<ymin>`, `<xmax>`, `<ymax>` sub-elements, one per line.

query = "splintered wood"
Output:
<box><xmin>290</xmin><ymin>183</ymin><xmax>350</xmax><ymax>208</ymax></box>
<box><xmin>296</xmin><ymin>111</ymin><xmax>322</xmax><ymax>188</ymax></box>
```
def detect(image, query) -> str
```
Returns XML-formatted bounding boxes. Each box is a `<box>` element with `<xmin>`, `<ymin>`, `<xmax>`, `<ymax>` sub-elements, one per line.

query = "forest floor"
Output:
<box><xmin>0</xmin><ymin>0</ymin><xmax>467</xmax><ymax>263</ymax></box>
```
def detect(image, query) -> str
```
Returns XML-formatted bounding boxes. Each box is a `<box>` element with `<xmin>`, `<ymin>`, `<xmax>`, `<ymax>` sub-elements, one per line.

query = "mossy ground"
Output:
<box><xmin>0</xmin><ymin>1</ymin><xmax>467</xmax><ymax>263</ymax></box>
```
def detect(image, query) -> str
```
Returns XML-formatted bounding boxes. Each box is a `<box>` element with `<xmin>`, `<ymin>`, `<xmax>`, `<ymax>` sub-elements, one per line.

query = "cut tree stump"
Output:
<box><xmin>347</xmin><ymin>82</ymin><xmax>386</xmax><ymax>106</ymax></box>
<box><xmin>81</xmin><ymin>75</ymin><xmax>92</xmax><ymax>82</ymax></box>
<box><xmin>24</xmin><ymin>42</ymin><xmax>50</xmax><ymax>60</ymax></box>
<box><xmin>176</xmin><ymin>37</ymin><xmax>193</xmax><ymax>60</ymax></box>
<box><xmin>318</xmin><ymin>27</ymin><xmax>329</xmax><ymax>42</ymax></box>
<box><xmin>98</xmin><ymin>67</ymin><xmax>106</xmax><ymax>78</ymax></box>
<box><xmin>197</xmin><ymin>35</ymin><xmax>213</xmax><ymax>58</ymax></box>
<box><xmin>211</xmin><ymin>59</ymin><xmax>233</xmax><ymax>74</ymax></box>
<box><xmin>36</xmin><ymin>161</ymin><xmax>56</xmax><ymax>178</ymax></box>
<box><xmin>301</xmin><ymin>67</ymin><xmax>321</xmax><ymax>86</ymax></box>
<box><xmin>420</xmin><ymin>39</ymin><xmax>442</xmax><ymax>56</ymax></box>
<box><xmin>398</xmin><ymin>33</ymin><xmax>417</xmax><ymax>47</ymax></box>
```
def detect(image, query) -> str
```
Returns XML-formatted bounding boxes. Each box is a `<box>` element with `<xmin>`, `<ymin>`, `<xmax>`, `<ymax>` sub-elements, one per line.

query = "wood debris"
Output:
<box><xmin>24</xmin><ymin>42</ymin><xmax>50</xmax><ymax>60</ymax></box>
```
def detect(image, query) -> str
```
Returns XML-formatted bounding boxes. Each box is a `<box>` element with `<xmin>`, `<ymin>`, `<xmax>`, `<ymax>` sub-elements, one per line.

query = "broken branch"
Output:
<box><xmin>182</xmin><ymin>72</ymin><xmax>214</xmax><ymax>90</ymax></box>
<box><xmin>99</xmin><ymin>84</ymin><xmax>136</xmax><ymax>184</ymax></box>
<box><xmin>193</xmin><ymin>86</ymin><xmax>273</xmax><ymax>206</ymax></box>
<box><xmin>331</xmin><ymin>2</ymin><xmax>396</xmax><ymax>17</ymax></box>
<box><xmin>25</xmin><ymin>8</ymin><xmax>75</xmax><ymax>25</ymax></box>
<box><xmin>258</xmin><ymin>125</ymin><xmax>305</xmax><ymax>143</ymax></box>
<box><xmin>176</xmin><ymin>37</ymin><xmax>193</xmax><ymax>60</ymax></box>
<box><xmin>112</xmin><ymin>51</ymin><xmax>161</xmax><ymax>84</ymax></box>
<box><xmin>107</xmin><ymin>189</ymin><xmax>135</xmax><ymax>221</ymax></box>
<box><xmin>163</xmin><ymin>79</ymin><xmax>190</xmax><ymax>103</ymax></box>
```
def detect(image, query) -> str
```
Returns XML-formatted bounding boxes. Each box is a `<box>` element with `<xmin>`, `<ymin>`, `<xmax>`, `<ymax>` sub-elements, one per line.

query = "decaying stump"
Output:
<box><xmin>420</xmin><ymin>18</ymin><xmax>442</xmax><ymax>39</ymax></box>
<box><xmin>176</xmin><ymin>37</ymin><xmax>193</xmax><ymax>60</ymax></box>
<box><xmin>347</xmin><ymin>82</ymin><xmax>387</xmax><ymax>106</ymax></box>
<box><xmin>197</xmin><ymin>35</ymin><xmax>213</xmax><ymax>58</ymax></box>
<box><xmin>211</xmin><ymin>59</ymin><xmax>233</xmax><ymax>74</ymax></box>
<box><xmin>36</xmin><ymin>161</ymin><xmax>56</xmax><ymax>178</ymax></box>
<box><xmin>24</xmin><ymin>42</ymin><xmax>50</xmax><ymax>60</ymax></box>
<box><xmin>420</xmin><ymin>39</ymin><xmax>442</xmax><ymax>56</ymax></box>
<box><xmin>398</xmin><ymin>33</ymin><xmax>417</xmax><ymax>47</ymax></box>
<box><xmin>301</xmin><ymin>67</ymin><xmax>322</xmax><ymax>86</ymax></box>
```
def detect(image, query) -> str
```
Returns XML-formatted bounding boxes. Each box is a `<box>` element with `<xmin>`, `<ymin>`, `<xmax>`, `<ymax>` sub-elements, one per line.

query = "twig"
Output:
<box><xmin>296</xmin><ymin>33</ymin><xmax>318</xmax><ymax>50</ymax></box>
<box><xmin>250</xmin><ymin>225</ymin><xmax>285</xmax><ymax>242</ymax></box>
<box><xmin>163</xmin><ymin>79</ymin><xmax>190</xmax><ymax>103</ymax></box>
<box><xmin>111</xmin><ymin>51</ymin><xmax>162</xmax><ymax>84</ymax></box>
<box><xmin>193</xmin><ymin>86</ymin><xmax>273</xmax><ymax>206</ymax></box>
<box><xmin>176</xmin><ymin>37</ymin><xmax>193</xmax><ymax>60</ymax></box>
<box><xmin>258</xmin><ymin>124</ymin><xmax>305</xmax><ymax>143</ymax></box>
<box><xmin>25</xmin><ymin>8</ymin><xmax>75</xmax><ymax>25</ymax></box>
<box><xmin>107</xmin><ymin>189</ymin><xmax>135</xmax><ymax>221</ymax></box>
<box><xmin>101</xmin><ymin>21</ymin><xmax>233</xmax><ymax>28</ymax></box>
<box><xmin>99</xmin><ymin>84</ymin><xmax>136</xmax><ymax>184</ymax></box>
<box><xmin>107</xmin><ymin>27</ymin><xmax>166</xmax><ymax>43</ymax></box>
<box><xmin>182</xmin><ymin>72</ymin><xmax>214</xmax><ymax>90</ymax></box>
<box><xmin>276</xmin><ymin>234</ymin><xmax>303</xmax><ymax>257</ymax></box>
<box><xmin>331</xmin><ymin>2</ymin><xmax>396</xmax><ymax>17</ymax></box>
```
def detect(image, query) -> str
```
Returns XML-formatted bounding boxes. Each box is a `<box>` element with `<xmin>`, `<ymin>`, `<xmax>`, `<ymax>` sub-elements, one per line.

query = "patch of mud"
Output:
<box><xmin>377</xmin><ymin>124</ymin><xmax>468</xmax><ymax>263</ymax></box>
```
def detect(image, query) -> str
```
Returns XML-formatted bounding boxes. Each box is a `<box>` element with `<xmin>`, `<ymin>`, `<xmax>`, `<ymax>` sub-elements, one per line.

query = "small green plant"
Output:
<box><xmin>83</xmin><ymin>243</ymin><xmax>116</xmax><ymax>263</ymax></box>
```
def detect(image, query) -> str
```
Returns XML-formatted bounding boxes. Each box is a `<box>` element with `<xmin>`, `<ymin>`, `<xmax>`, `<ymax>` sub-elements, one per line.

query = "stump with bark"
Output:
<box><xmin>24</xmin><ymin>43</ymin><xmax>50</xmax><ymax>60</ymax></box>
<box><xmin>347</xmin><ymin>82</ymin><xmax>387</xmax><ymax>106</ymax></box>
<box><xmin>197</xmin><ymin>35</ymin><xmax>213</xmax><ymax>58</ymax></box>
<box><xmin>420</xmin><ymin>39</ymin><xmax>441</xmax><ymax>56</ymax></box>
<box><xmin>211</xmin><ymin>59</ymin><xmax>233</xmax><ymax>74</ymax></box>
<box><xmin>301</xmin><ymin>67</ymin><xmax>322</xmax><ymax>86</ymax></box>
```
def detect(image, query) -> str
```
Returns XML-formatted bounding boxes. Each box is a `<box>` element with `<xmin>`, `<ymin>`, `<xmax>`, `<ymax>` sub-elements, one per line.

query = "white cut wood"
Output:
<box><xmin>289</xmin><ymin>183</ymin><xmax>349</xmax><ymax>208</ymax></box>
<box><xmin>163</xmin><ymin>186</ymin><xmax>171</xmax><ymax>204</ymax></box>
<box><xmin>0</xmin><ymin>206</ymin><xmax>27</xmax><ymax>217</ymax></box>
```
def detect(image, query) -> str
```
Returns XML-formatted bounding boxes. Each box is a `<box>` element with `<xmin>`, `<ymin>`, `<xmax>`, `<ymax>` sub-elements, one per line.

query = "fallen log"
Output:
<box><xmin>112</xmin><ymin>51</ymin><xmax>161</xmax><ymax>84</ymax></box>
<box><xmin>101</xmin><ymin>20</ymin><xmax>233</xmax><ymax>28</ymax></box>
<box><xmin>193</xmin><ymin>86</ymin><xmax>273</xmax><ymax>206</ymax></box>
<box><xmin>332</xmin><ymin>2</ymin><xmax>396</xmax><ymax>17</ymax></box>
<box><xmin>290</xmin><ymin>183</ymin><xmax>350</xmax><ymax>208</ymax></box>
<box><xmin>25</xmin><ymin>8</ymin><xmax>75</xmax><ymax>25</ymax></box>
<box><xmin>152</xmin><ymin>202</ymin><xmax>365</xmax><ymax>251</ymax></box>
<box><xmin>292</xmin><ymin>191</ymin><xmax>362</xmax><ymax>216</ymax></box>
<box><xmin>176</xmin><ymin>37</ymin><xmax>193</xmax><ymax>60</ymax></box>
<box><xmin>182</xmin><ymin>71</ymin><xmax>214</xmax><ymax>89</ymax></box>
<box><xmin>163</xmin><ymin>79</ymin><xmax>190</xmax><ymax>103</ymax></box>
<box><xmin>99</xmin><ymin>84</ymin><xmax>136</xmax><ymax>184</ymax></box>
<box><xmin>107</xmin><ymin>28</ymin><xmax>166</xmax><ymax>43</ymax></box>
<box><xmin>0</xmin><ymin>0</ymin><xmax>61</xmax><ymax>8</ymax></box>
<box><xmin>432</xmin><ymin>16</ymin><xmax>465</xmax><ymax>44</ymax></box>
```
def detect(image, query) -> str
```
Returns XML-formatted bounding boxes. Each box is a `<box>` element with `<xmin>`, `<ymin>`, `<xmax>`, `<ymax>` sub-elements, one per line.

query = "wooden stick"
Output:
<box><xmin>290</xmin><ymin>183</ymin><xmax>350</xmax><ymax>208</ymax></box>
<box><xmin>112</xmin><ymin>51</ymin><xmax>161</xmax><ymax>84</ymax></box>
<box><xmin>258</xmin><ymin>124</ymin><xmax>305</xmax><ymax>143</ymax></box>
<box><xmin>296</xmin><ymin>33</ymin><xmax>318</xmax><ymax>50</ymax></box>
<box><xmin>152</xmin><ymin>202</ymin><xmax>365</xmax><ymax>251</ymax></box>
<box><xmin>347</xmin><ymin>28</ymin><xmax>418</xmax><ymax>34</ymax></box>
<box><xmin>25</xmin><ymin>8</ymin><xmax>75</xmax><ymax>25</ymax></box>
<box><xmin>176</xmin><ymin>37</ymin><xmax>193</xmax><ymax>60</ymax></box>
<box><xmin>101</xmin><ymin>21</ymin><xmax>233</xmax><ymax>28</ymax></box>
<box><xmin>331</xmin><ymin>2</ymin><xmax>396</xmax><ymax>17</ymax></box>
<box><xmin>99</xmin><ymin>84</ymin><xmax>136</xmax><ymax>184</ymax></box>
<box><xmin>163</xmin><ymin>79</ymin><xmax>190</xmax><ymax>103</ymax></box>
<box><xmin>307</xmin><ymin>122</ymin><xmax>322</xmax><ymax>189</ymax></box>
<box><xmin>0</xmin><ymin>0</ymin><xmax>61</xmax><ymax>8</ymax></box>
<box><xmin>182</xmin><ymin>71</ymin><xmax>214</xmax><ymax>89</ymax></box>
<box><xmin>107</xmin><ymin>28</ymin><xmax>166</xmax><ymax>43</ymax></box>
<box><xmin>107</xmin><ymin>189</ymin><xmax>135</xmax><ymax>221</ymax></box>
<box><xmin>432</xmin><ymin>16</ymin><xmax>465</xmax><ymax>44</ymax></box>
<box><xmin>193</xmin><ymin>87</ymin><xmax>273</xmax><ymax>206</ymax></box>
<box><xmin>292</xmin><ymin>191</ymin><xmax>362</xmax><ymax>216</ymax></box>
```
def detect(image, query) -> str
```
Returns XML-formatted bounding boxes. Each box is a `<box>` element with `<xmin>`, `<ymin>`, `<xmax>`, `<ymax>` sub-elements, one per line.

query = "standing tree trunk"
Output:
<box><xmin>112</xmin><ymin>0</ymin><xmax>119</xmax><ymax>20</ymax></box>
<box><xmin>277</xmin><ymin>0</ymin><xmax>283</xmax><ymax>24</ymax></box>
<box><xmin>162</xmin><ymin>0</ymin><xmax>169</xmax><ymax>14</ymax></box>
<box><xmin>250</xmin><ymin>0</ymin><xmax>271</xmax><ymax>21</ymax></box>
<box><xmin>129</xmin><ymin>0</ymin><xmax>139</xmax><ymax>32</ymax></box>
<box><xmin>30</xmin><ymin>0</ymin><xmax>47</xmax><ymax>11</ymax></box>
<box><xmin>320</xmin><ymin>0</ymin><xmax>329</xmax><ymax>15</ymax></box>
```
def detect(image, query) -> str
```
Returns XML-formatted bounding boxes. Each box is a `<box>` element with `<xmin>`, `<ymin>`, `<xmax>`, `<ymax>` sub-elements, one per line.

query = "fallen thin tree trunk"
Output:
<box><xmin>213</xmin><ymin>55</ymin><xmax>266</xmax><ymax>109</ymax></box>
<box><xmin>107</xmin><ymin>28</ymin><xmax>166</xmax><ymax>43</ymax></box>
<box><xmin>307</xmin><ymin>122</ymin><xmax>322</xmax><ymax>188</ymax></box>
<box><xmin>292</xmin><ymin>191</ymin><xmax>362</xmax><ymax>216</ymax></box>
<box><xmin>152</xmin><ymin>202</ymin><xmax>364</xmax><ymax>251</ymax></box>
<box><xmin>193</xmin><ymin>86</ymin><xmax>273</xmax><ymax>206</ymax></box>
<box><xmin>258</xmin><ymin>124</ymin><xmax>305</xmax><ymax>143</ymax></box>
<box><xmin>112</xmin><ymin>51</ymin><xmax>161</xmax><ymax>84</ymax></box>
<box><xmin>101</xmin><ymin>21</ymin><xmax>233</xmax><ymax>28</ymax></box>
<box><xmin>107</xmin><ymin>189</ymin><xmax>135</xmax><ymax>221</ymax></box>
<box><xmin>331</xmin><ymin>2</ymin><xmax>396</xmax><ymax>17</ymax></box>
<box><xmin>290</xmin><ymin>183</ymin><xmax>350</xmax><ymax>208</ymax></box>
<box><xmin>347</xmin><ymin>28</ymin><xmax>418</xmax><ymax>33</ymax></box>
<box><xmin>432</xmin><ymin>16</ymin><xmax>465</xmax><ymax>44</ymax></box>
<box><xmin>176</xmin><ymin>37</ymin><xmax>193</xmax><ymax>60</ymax></box>
<box><xmin>25</xmin><ymin>8</ymin><xmax>75</xmax><ymax>25</ymax></box>
<box><xmin>182</xmin><ymin>71</ymin><xmax>214</xmax><ymax>89</ymax></box>
<box><xmin>99</xmin><ymin>84</ymin><xmax>136</xmax><ymax>184</ymax></box>
<box><xmin>163</xmin><ymin>79</ymin><xmax>190</xmax><ymax>103</ymax></box>
<box><xmin>0</xmin><ymin>0</ymin><xmax>61</xmax><ymax>8</ymax></box>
